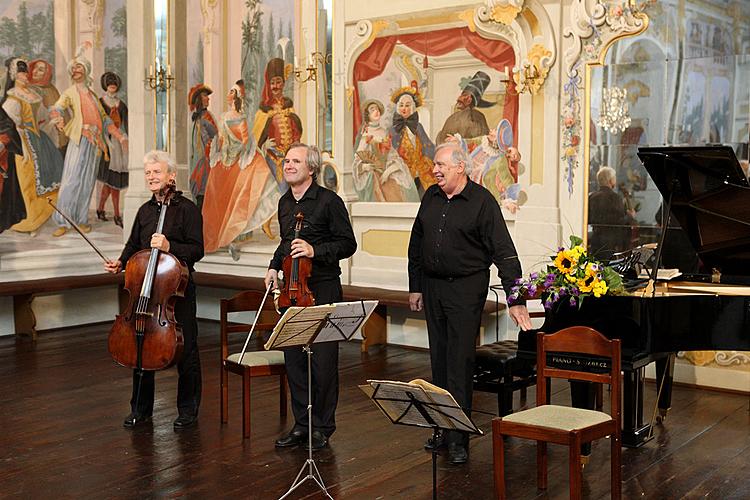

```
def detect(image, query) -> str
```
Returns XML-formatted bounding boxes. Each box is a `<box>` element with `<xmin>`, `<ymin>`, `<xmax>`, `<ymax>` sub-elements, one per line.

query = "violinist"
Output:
<box><xmin>264</xmin><ymin>143</ymin><xmax>357</xmax><ymax>451</ymax></box>
<box><xmin>104</xmin><ymin>150</ymin><xmax>204</xmax><ymax>430</ymax></box>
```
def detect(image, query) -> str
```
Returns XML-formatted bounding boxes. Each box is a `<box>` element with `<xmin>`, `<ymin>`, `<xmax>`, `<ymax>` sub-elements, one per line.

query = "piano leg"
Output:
<box><xmin>621</xmin><ymin>367</ymin><xmax>653</xmax><ymax>447</ymax></box>
<box><xmin>655</xmin><ymin>353</ymin><xmax>675</xmax><ymax>423</ymax></box>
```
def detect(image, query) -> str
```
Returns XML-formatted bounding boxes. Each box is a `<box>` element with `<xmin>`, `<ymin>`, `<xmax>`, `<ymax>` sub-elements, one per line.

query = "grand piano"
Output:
<box><xmin>518</xmin><ymin>145</ymin><xmax>750</xmax><ymax>447</ymax></box>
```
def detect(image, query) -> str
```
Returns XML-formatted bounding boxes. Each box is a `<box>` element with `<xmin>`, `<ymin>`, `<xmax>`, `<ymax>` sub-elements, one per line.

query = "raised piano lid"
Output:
<box><xmin>637</xmin><ymin>145</ymin><xmax>750</xmax><ymax>276</ymax></box>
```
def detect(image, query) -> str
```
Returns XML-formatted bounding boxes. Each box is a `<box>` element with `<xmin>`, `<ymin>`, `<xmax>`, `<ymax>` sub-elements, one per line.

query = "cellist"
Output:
<box><xmin>104</xmin><ymin>150</ymin><xmax>204</xmax><ymax>430</ymax></box>
<box><xmin>264</xmin><ymin>143</ymin><xmax>357</xmax><ymax>451</ymax></box>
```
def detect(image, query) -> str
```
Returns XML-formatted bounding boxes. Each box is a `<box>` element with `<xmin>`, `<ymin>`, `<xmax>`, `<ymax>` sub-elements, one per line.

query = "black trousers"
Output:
<box><xmin>283</xmin><ymin>279</ymin><xmax>342</xmax><ymax>437</ymax></box>
<box><xmin>423</xmin><ymin>271</ymin><xmax>489</xmax><ymax>446</ymax></box>
<box><xmin>131</xmin><ymin>281</ymin><xmax>202</xmax><ymax>417</ymax></box>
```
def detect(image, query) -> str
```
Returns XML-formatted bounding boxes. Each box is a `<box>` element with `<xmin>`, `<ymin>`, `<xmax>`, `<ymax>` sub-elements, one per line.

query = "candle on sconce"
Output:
<box><xmin>167</xmin><ymin>64</ymin><xmax>171</xmax><ymax>75</ymax></box>
<box><xmin>308</xmin><ymin>53</ymin><xmax>313</xmax><ymax>68</ymax></box>
<box><xmin>149</xmin><ymin>65</ymin><xmax>154</xmax><ymax>77</ymax></box>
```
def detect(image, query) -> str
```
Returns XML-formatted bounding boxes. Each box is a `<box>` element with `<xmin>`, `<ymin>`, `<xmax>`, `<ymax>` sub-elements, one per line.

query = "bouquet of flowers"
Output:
<box><xmin>508</xmin><ymin>235</ymin><xmax>625</xmax><ymax>310</ymax></box>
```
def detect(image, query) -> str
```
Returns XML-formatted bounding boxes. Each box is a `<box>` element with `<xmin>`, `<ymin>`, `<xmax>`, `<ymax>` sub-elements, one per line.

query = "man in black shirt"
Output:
<box><xmin>588</xmin><ymin>166</ymin><xmax>634</xmax><ymax>260</ymax></box>
<box><xmin>265</xmin><ymin>142</ymin><xmax>357</xmax><ymax>451</ymax></box>
<box><xmin>104</xmin><ymin>150</ymin><xmax>204</xmax><ymax>430</ymax></box>
<box><xmin>408</xmin><ymin>142</ymin><xmax>531</xmax><ymax>464</ymax></box>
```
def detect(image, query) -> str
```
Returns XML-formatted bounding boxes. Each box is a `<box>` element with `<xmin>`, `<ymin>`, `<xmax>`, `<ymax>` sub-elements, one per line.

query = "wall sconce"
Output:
<box><xmin>293</xmin><ymin>51</ymin><xmax>332</xmax><ymax>83</ymax></box>
<box><xmin>146</xmin><ymin>58</ymin><xmax>174</xmax><ymax>92</ymax></box>
<box><xmin>509</xmin><ymin>61</ymin><xmax>544</xmax><ymax>95</ymax></box>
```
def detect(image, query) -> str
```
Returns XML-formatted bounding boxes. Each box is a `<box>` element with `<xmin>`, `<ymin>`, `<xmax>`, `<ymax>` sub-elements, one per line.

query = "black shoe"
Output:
<box><xmin>173</xmin><ymin>414</ymin><xmax>198</xmax><ymax>430</ymax></box>
<box><xmin>424</xmin><ymin>431</ymin><xmax>446</xmax><ymax>451</ymax></box>
<box><xmin>113</xmin><ymin>215</ymin><xmax>123</xmax><ymax>228</ymax></box>
<box><xmin>123</xmin><ymin>412</ymin><xmax>151</xmax><ymax>428</ymax></box>
<box><xmin>304</xmin><ymin>430</ymin><xmax>329</xmax><ymax>451</ymax></box>
<box><xmin>96</xmin><ymin>210</ymin><xmax>108</xmax><ymax>221</ymax></box>
<box><xmin>275</xmin><ymin>429</ymin><xmax>307</xmax><ymax>448</ymax></box>
<box><xmin>448</xmin><ymin>443</ymin><xmax>468</xmax><ymax>465</ymax></box>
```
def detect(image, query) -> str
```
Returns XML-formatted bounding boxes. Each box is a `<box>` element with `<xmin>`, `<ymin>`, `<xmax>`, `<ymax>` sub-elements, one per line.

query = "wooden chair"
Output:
<box><xmin>220</xmin><ymin>290</ymin><xmax>287</xmax><ymax>439</ymax></box>
<box><xmin>492</xmin><ymin>327</ymin><xmax>621</xmax><ymax>500</ymax></box>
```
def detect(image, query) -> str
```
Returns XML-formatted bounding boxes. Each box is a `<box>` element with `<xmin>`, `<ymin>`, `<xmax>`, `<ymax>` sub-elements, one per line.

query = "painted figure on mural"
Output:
<box><xmin>0</xmin><ymin>101</ymin><xmax>25</xmax><ymax>233</ymax></box>
<box><xmin>254</xmin><ymin>58</ymin><xmax>302</xmax><ymax>190</ymax></box>
<box><xmin>390</xmin><ymin>82</ymin><xmax>435</xmax><ymax>197</ymax></box>
<box><xmin>436</xmin><ymin>71</ymin><xmax>492</xmax><ymax>146</ymax></box>
<box><xmin>466</xmin><ymin>118</ymin><xmax>524</xmax><ymax>213</ymax></box>
<box><xmin>202</xmin><ymin>80</ymin><xmax>280</xmax><ymax>256</ymax></box>
<box><xmin>96</xmin><ymin>72</ymin><xmax>129</xmax><ymax>228</ymax></box>
<box><xmin>352</xmin><ymin>98</ymin><xmax>419</xmax><ymax>202</ymax></box>
<box><xmin>188</xmin><ymin>83</ymin><xmax>217</xmax><ymax>210</ymax></box>
<box><xmin>28</xmin><ymin>59</ymin><xmax>67</xmax><ymax>151</ymax></box>
<box><xmin>1</xmin><ymin>58</ymin><xmax>64</xmax><ymax>234</ymax></box>
<box><xmin>50</xmin><ymin>44</ymin><xmax>126</xmax><ymax>237</ymax></box>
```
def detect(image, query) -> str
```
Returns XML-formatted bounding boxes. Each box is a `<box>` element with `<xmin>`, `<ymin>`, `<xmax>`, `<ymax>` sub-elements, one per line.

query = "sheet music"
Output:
<box><xmin>315</xmin><ymin>300</ymin><xmax>378</xmax><ymax>343</ymax></box>
<box><xmin>264</xmin><ymin>304</ymin><xmax>335</xmax><ymax>350</ymax></box>
<box><xmin>367</xmin><ymin>379</ymin><xmax>482</xmax><ymax>434</ymax></box>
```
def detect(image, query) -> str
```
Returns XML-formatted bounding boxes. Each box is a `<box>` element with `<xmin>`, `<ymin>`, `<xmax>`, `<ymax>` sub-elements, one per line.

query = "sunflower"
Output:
<box><xmin>554</xmin><ymin>249</ymin><xmax>579</xmax><ymax>274</ymax></box>
<box><xmin>577</xmin><ymin>274</ymin><xmax>595</xmax><ymax>293</ymax></box>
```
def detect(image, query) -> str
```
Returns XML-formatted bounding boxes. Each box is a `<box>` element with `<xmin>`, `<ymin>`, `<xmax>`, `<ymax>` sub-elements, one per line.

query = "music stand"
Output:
<box><xmin>362</xmin><ymin>379</ymin><xmax>482</xmax><ymax>500</ymax></box>
<box><xmin>270</xmin><ymin>301</ymin><xmax>378</xmax><ymax>500</ymax></box>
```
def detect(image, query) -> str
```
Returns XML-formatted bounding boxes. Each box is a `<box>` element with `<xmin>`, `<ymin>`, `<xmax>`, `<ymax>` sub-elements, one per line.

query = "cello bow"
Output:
<box><xmin>47</xmin><ymin>198</ymin><xmax>113</xmax><ymax>264</ymax></box>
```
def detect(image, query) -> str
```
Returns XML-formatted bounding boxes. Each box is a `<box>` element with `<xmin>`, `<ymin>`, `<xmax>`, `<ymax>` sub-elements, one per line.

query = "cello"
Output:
<box><xmin>277</xmin><ymin>212</ymin><xmax>315</xmax><ymax>308</ymax></box>
<box><xmin>108</xmin><ymin>181</ymin><xmax>188</xmax><ymax>372</ymax></box>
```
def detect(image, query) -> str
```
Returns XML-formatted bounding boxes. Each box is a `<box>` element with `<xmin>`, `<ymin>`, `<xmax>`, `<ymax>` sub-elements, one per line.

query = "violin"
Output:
<box><xmin>108</xmin><ymin>182</ymin><xmax>188</xmax><ymax>371</ymax></box>
<box><xmin>277</xmin><ymin>212</ymin><xmax>315</xmax><ymax>308</ymax></box>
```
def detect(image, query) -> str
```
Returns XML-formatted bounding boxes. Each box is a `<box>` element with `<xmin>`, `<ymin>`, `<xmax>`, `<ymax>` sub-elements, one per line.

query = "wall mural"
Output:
<box><xmin>0</xmin><ymin>0</ymin><xmax>128</xmax><ymax>259</ymax></box>
<box><xmin>188</xmin><ymin>0</ymin><xmax>299</xmax><ymax>259</ymax></box>
<box><xmin>351</xmin><ymin>26</ymin><xmax>523</xmax><ymax>210</ymax></box>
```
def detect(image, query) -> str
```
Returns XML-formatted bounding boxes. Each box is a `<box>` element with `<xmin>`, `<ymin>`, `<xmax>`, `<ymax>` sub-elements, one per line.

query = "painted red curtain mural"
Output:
<box><xmin>352</xmin><ymin>27</ymin><xmax>518</xmax><ymax>143</ymax></box>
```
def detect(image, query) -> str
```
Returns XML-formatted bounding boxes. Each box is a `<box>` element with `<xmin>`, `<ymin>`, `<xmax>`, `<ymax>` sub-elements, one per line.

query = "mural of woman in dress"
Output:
<box><xmin>1</xmin><ymin>58</ymin><xmax>64</xmax><ymax>233</ymax></box>
<box><xmin>389</xmin><ymin>83</ymin><xmax>435</xmax><ymax>197</ymax></box>
<box><xmin>188</xmin><ymin>83</ymin><xmax>217</xmax><ymax>210</ymax></box>
<box><xmin>202</xmin><ymin>81</ymin><xmax>280</xmax><ymax>256</ymax></box>
<box><xmin>27</xmin><ymin>59</ymin><xmax>67</xmax><ymax>151</ymax></box>
<box><xmin>352</xmin><ymin>98</ymin><xmax>419</xmax><ymax>202</ymax></box>
<box><xmin>0</xmin><ymin>103</ymin><xmax>25</xmax><ymax>233</ymax></box>
<box><xmin>96</xmin><ymin>72</ymin><xmax>128</xmax><ymax>228</ymax></box>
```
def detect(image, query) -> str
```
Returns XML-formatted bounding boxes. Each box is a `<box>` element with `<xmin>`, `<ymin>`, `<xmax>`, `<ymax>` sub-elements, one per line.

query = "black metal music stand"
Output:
<box><xmin>269</xmin><ymin>301</ymin><xmax>378</xmax><ymax>500</ymax></box>
<box><xmin>363</xmin><ymin>379</ymin><xmax>482</xmax><ymax>500</ymax></box>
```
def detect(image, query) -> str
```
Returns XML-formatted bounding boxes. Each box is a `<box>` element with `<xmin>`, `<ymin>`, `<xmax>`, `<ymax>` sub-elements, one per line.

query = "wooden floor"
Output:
<box><xmin>1</xmin><ymin>322</ymin><xmax>749</xmax><ymax>499</ymax></box>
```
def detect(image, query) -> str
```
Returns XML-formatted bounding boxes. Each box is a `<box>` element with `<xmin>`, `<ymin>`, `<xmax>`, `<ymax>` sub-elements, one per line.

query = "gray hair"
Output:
<box><xmin>435</xmin><ymin>142</ymin><xmax>473</xmax><ymax>176</ymax></box>
<box><xmin>288</xmin><ymin>142</ymin><xmax>321</xmax><ymax>181</ymax></box>
<box><xmin>596</xmin><ymin>166</ymin><xmax>616</xmax><ymax>186</ymax></box>
<box><xmin>143</xmin><ymin>150</ymin><xmax>177</xmax><ymax>173</ymax></box>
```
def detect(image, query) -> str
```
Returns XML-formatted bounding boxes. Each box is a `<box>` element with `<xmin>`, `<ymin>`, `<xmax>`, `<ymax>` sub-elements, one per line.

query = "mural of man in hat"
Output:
<box><xmin>188</xmin><ymin>83</ymin><xmax>218</xmax><ymax>210</ymax></box>
<box><xmin>253</xmin><ymin>57</ymin><xmax>303</xmax><ymax>187</ymax></box>
<box><xmin>436</xmin><ymin>70</ymin><xmax>493</xmax><ymax>145</ymax></box>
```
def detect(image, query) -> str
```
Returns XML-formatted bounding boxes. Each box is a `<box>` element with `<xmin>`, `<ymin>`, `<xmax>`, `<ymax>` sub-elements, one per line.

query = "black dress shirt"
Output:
<box><xmin>269</xmin><ymin>182</ymin><xmax>357</xmax><ymax>285</ymax></box>
<box><xmin>408</xmin><ymin>180</ymin><xmax>522</xmax><ymax>296</ymax></box>
<box><xmin>119</xmin><ymin>192</ymin><xmax>204</xmax><ymax>272</ymax></box>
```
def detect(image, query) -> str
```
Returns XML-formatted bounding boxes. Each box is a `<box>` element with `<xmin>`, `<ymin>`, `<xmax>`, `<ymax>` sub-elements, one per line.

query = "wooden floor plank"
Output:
<box><xmin>1</xmin><ymin>322</ymin><xmax>748</xmax><ymax>499</ymax></box>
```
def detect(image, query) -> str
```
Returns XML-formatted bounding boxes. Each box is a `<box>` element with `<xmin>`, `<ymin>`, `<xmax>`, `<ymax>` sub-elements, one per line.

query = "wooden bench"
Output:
<box><xmin>1</xmin><ymin>272</ymin><xmax>506</xmax><ymax>350</ymax></box>
<box><xmin>0</xmin><ymin>274</ymin><xmax>125</xmax><ymax>339</ymax></box>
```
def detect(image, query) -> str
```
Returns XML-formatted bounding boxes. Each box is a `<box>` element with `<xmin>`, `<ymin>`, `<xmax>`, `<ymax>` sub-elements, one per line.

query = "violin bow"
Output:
<box><xmin>47</xmin><ymin>198</ymin><xmax>113</xmax><ymax>264</ymax></box>
<box><xmin>237</xmin><ymin>283</ymin><xmax>274</xmax><ymax>366</ymax></box>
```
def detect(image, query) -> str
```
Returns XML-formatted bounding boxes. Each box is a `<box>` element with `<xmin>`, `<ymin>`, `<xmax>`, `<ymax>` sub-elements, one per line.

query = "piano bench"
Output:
<box><xmin>474</xmin><ymin>340</ymin><xmax>537</xmax><ymax>416</ymax></box>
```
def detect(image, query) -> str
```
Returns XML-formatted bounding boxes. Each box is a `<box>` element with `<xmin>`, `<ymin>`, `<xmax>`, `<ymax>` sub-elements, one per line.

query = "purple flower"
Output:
<box><xmin>545</xmin><ymin>273</ymin><xmax>556</xmax><ymax>286</ymax></box>
<box><xmin>559</xmin><ymin>287</ymin><xmax>568</xmax><ymax>296</ymax></box>
<box><xmin>569</xmin><ymin>296</ymin><xmax>577</xmax><ymax>307</ymax></box>
<box><xmin>514</xmin><ymin>278</ymin><xmax>524</xmax><ymax>285</ymax></box>
<box><xmin>544</xmin><ymin>299</ymin><xmax>553</xmax><ymax>310</ymax></box>
<box><xmin>530</xmin><ymin>272</ymin><xmax>539</xmax><ymax>280</ymax></box>
<box><xmin>528</xmin><ymin>284</ymin><xmax>538</xmax><ymax>295</ymax></box>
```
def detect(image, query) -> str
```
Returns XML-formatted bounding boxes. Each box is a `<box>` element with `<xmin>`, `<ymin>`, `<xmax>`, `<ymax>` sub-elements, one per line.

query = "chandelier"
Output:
<box><xmin>597</xmin><ymin>87</ymin><xmax>631</xmax><ymax>134</ymax></box>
